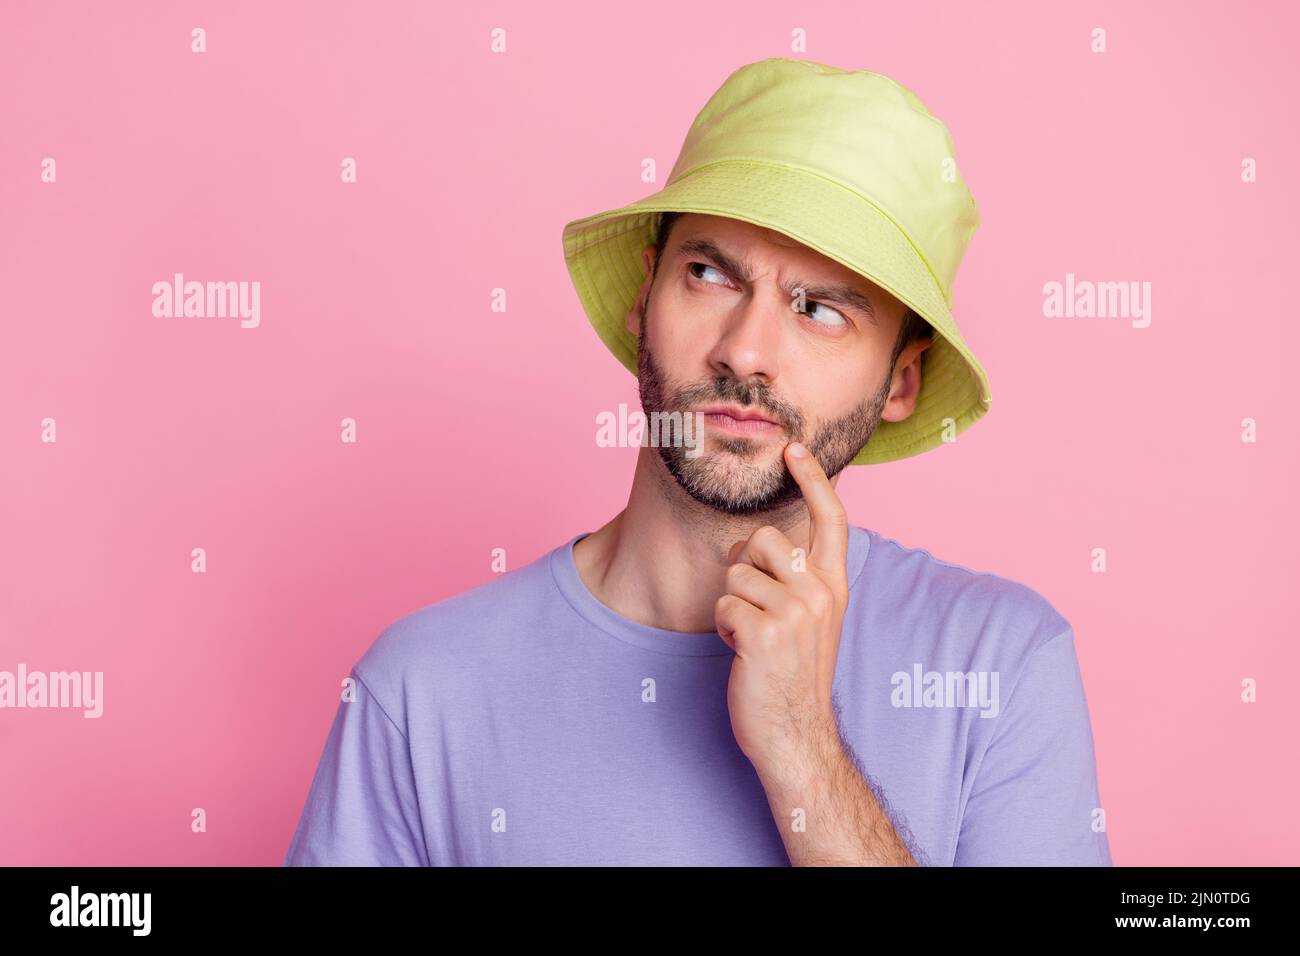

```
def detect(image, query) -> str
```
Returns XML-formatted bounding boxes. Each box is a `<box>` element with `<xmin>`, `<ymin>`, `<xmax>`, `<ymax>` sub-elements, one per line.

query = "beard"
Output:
<box><xmin>636</xmin><ymin>300</ymin><xmax>892</xmax><ymax>516</ymax></box>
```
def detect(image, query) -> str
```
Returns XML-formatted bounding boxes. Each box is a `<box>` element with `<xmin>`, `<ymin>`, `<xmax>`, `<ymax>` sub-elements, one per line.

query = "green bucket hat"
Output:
<box><xmin>562</xmin><ymin>56</ymin><xmax>991</xmax><ymax>465</ymax></box>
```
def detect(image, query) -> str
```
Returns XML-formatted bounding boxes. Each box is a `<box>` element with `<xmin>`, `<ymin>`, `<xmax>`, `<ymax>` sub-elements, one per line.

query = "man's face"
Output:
<box><xmin>630</xmin><ymin>213</ymin><xmax>927</xmax><ymax>515</ymax></box>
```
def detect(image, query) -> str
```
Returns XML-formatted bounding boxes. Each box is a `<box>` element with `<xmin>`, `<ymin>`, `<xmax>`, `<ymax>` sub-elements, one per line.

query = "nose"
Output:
<box><xmin>705</xmin><ymin>291</ymin><xmax>782</xmax><ymax>385</ymax></box>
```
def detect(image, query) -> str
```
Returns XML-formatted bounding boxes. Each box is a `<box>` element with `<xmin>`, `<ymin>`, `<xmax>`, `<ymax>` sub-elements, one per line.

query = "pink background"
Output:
<box><xmin>2</xmin><ymin>0</ymin><xmax>1296</xmax><ymax>866</ymax></box>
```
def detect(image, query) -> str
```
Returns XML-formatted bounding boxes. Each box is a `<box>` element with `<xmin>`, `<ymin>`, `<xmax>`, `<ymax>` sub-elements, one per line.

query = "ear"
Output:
<box><xmin>878</xmin><ymin>336</ymin><xmax>933</xmax><ymax>424</ymax></box>
<box><xmin>625</xmin><ymin>245</ymin><xmax>657</xmax><ymax>338</ymax></box>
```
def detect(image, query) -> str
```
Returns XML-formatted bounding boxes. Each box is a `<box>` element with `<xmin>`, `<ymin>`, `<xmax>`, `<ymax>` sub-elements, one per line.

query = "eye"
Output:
<box><xmin>687</xmin><ymin>262</ymin><xmax>733</xmax><ymax>287</ymax></box>
<box><xmin>799</xmin><ymin>300</ymin><xmax>848</xmax><ymax>328</ymax></box>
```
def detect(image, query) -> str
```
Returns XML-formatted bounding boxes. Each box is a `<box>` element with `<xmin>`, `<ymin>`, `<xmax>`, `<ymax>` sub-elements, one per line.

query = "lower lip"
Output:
<box><xmin>702</xmin><ymin>413</ymin><xmax>781</xmax><ymax>436</ymax></box>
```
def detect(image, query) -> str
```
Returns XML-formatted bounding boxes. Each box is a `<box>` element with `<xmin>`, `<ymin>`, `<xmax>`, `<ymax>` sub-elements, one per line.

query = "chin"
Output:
<box><xmin>660</xmin><ymin>447</ymin><xmax>799</xmax><ymax>516</ymax></box>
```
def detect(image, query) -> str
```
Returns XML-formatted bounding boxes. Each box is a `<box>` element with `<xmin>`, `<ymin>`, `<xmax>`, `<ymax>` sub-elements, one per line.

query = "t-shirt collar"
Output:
<box><xmin>548</xmin><ymin>525</ymin><xmax>871</xmax><ymax>656</ymax></box>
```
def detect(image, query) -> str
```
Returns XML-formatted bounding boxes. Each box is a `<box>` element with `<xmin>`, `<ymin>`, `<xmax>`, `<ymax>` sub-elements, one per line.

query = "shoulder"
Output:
<box><xmin>350</xmin><ymin>541</ymin><xmax>563</xmax><ymax>707</ymax></box>
<box><xmin>853</xmin><ymin>525</ymin><xmax>1072</xmax><ymax>656</ymax></box>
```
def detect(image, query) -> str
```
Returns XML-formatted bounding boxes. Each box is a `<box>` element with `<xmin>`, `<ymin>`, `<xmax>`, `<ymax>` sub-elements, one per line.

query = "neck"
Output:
<box><xmin>572</xmin><ymin>446</ymin><xmax>816</xmax><ymax>633</ymax></box>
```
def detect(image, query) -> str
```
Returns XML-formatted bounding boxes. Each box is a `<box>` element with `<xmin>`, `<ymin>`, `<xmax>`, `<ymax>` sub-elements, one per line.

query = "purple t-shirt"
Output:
<box><xmin>284</xmin><ymin>525</ymin><xmax>1112</xmax><ymax>866</ymax></box>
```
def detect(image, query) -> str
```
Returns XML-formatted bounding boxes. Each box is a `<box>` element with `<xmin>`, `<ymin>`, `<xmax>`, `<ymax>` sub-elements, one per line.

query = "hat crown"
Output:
<box><xmin>667</xmin><ymin>58</ymin><xmax>979</xmax><ymax>307</ymax></box>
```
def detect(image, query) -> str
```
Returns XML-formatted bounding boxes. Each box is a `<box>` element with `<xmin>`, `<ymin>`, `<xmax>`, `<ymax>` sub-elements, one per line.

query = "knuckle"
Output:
<box><xmin>805</xmin><ymin>586</ymin><xmax>832</xmax><ymax>616</ymax></box>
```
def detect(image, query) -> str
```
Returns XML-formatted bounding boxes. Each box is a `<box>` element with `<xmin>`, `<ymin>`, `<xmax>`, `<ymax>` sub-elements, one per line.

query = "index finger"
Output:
<box><xmin>783</xmin><ymin>441</ymin><xmax>849</xmax><ymax>574</ymax></box>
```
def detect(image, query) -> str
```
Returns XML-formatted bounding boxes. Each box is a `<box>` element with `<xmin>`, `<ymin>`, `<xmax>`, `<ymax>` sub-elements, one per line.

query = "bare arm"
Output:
<box><xmin>753</xmin><ymin>706</ymin><xmax>919</xmax><ymax>867</ymax></box>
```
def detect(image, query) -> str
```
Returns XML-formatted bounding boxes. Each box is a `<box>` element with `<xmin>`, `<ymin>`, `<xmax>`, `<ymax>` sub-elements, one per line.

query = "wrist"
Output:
<box><xmin>751</xmin><ymin>708</ymin><xmax>843</xmax><ymax>792</ymax></box>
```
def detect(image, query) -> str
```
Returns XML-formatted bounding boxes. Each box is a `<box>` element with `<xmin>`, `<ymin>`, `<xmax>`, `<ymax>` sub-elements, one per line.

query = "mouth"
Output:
<box><xmin>694</xmin><ymin>405</ymin><xmax>783</xmax><ymax>437</ymax></box>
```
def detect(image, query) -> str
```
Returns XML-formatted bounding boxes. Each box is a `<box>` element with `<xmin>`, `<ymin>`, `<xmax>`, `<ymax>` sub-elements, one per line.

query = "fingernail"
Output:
<box><xmin>788</xmin><ymin>442</ymin><xmax>808</xmax><ymax>458</ymax></box>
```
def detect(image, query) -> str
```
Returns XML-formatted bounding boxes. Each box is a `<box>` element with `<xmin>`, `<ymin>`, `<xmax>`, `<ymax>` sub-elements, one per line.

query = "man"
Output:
<box><xmin>285</xmin><ymin>58</ymin><xmax>1111</xmax><ymax>866</ymax></box>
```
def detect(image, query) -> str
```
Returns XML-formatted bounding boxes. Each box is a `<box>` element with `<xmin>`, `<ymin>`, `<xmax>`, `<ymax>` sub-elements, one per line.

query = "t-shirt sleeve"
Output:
<box><xmin>283</xmin><ymin>668</ymin><xmax>430</xmax><ymax>866</ymax></box>
<box><xmin>953</xmin><ymin>628</ymin><xmax>1112</xmax><ymax>866</ymax></box>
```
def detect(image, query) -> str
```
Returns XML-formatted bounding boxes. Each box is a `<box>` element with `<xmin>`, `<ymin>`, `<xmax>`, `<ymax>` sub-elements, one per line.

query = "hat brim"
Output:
<box><xmin>562</xmin><ymin>159</ymin><xmax>992</xmax><ymax>465</ymax></box>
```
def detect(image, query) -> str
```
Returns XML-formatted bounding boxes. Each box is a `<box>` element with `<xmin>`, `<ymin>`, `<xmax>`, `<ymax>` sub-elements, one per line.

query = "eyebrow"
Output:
<box><xmin>674</xmin><ymin>236</ymin><xmax>878</xmax><ymax>326</ymax></box>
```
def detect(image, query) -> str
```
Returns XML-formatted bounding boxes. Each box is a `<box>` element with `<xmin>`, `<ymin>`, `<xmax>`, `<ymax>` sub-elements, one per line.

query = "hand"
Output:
<box><xmin>714</xmin><ymin>441</ymin><xmax>851</xmax><ymax>779</ymax></box>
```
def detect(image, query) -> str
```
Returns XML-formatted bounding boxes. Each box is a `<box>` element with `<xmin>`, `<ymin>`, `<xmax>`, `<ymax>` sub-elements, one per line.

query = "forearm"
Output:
<box><xmin>755</xmin><ymin>713</ymin><xmax>918</xmax><ymax>867</ymax></box>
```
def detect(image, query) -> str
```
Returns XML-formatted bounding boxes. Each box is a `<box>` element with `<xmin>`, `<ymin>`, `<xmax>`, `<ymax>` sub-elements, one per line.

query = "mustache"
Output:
<box><xmin>671</xmin><ymin>378</ymin><xmax>805</xmax><ymax>435</ymax></box>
